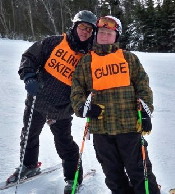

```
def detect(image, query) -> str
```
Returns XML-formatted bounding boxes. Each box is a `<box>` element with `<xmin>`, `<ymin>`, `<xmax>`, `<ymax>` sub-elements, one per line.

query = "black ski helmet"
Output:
<box><xmin>67</xmin><ymin>10</ymin><xmax>97</xmax><ymax>53</ymax></box>
<box><xmin>72</xmin><ymin>10</ymin><xmax>97</xmax><ymax>28</ymax></box>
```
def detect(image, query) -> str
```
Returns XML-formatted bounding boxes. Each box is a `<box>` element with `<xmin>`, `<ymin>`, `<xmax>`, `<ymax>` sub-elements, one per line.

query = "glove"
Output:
<box><xmin>25</xmin><ymin>78</ymin><xmax>40</xmax><ymax>96</ymax></box>
<box><xmin>78</xmin><ymin>104</ymin><xmax>105</xmax><ymax>119</ymax></box>
<box><xmin>137</xmin><ymin>99</ymin><xmax>152</xmax><ymax>135</ymax></box>
<box><xmin>141</xmin><ymin>111</ymin><xmax>152</xmax><ymax>135</ymax></box>
<box><xmin>86</xmin><ymin>104</ymin><xmax>104</xmax><ymax>119</ymax></box>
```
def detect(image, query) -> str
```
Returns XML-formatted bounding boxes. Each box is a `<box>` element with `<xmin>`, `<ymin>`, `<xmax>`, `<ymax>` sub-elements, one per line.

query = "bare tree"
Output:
<box><xmin>11</xmin><ymin>0</ymin><xmax>16</xmax><ymax>34</ymax></box>
<box><xmin>58</xmin><ymin>0</ymin><xmax>64</xmax><ymax>33</ymax></box>
<box><xmin>40</xmin><ymin>0</ymin><xmax>58</xmax><ymax>34</ymax></box>
<box><xmin>27</xmin><ymin>0</ymin><xmax>35</xmax><ymax>39</ymax></box>
<box><xmin>0</xmin><ymin>1</ymin><xmax>9</xmax><ymax>36</ymax></box>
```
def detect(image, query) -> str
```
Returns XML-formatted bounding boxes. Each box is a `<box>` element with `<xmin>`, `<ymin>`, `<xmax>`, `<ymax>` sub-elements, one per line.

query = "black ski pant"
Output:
<box><xmin>93</xmin><ymin>132</ymin><xmax>160</xmax><ymax>194</ymax></box>
<box><xmin>20</xmin><ymin>104</ymin><xmax>82</xmax><ymax>183</ymax></box>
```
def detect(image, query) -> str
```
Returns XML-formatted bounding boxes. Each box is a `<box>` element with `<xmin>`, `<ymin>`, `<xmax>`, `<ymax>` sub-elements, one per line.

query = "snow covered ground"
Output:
<box><xmin>0</xmin><ymin>39</ymin><xmax>174</xmax><ymax>194</ymax></box>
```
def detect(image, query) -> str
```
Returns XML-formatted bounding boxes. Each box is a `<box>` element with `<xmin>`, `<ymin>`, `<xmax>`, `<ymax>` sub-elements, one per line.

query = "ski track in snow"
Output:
<box><xmin>0</xmin><ymin>39</ymin><xmax>175</xmax><ymax>194</ymax></box>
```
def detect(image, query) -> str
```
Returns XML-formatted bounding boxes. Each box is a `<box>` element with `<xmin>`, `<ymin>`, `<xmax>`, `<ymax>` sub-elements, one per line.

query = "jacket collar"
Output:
<box><xmin>93</xmin><ymin>42</ymin><xmax>119</xmax><ymax>55</ymax></box>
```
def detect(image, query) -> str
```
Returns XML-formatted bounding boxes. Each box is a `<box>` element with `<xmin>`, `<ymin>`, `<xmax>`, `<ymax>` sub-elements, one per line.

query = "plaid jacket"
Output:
<box><xmin>71</xmin><ymin>43</ymin><xmax>153</xmax><ymax>135</ymax></box>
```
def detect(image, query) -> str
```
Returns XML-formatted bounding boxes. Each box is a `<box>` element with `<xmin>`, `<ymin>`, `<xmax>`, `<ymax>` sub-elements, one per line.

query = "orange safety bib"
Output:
<box><xmin>91</xmin><ymin>49</ymin><xmax>130</xmax><ymax>90</ymax></box>
<box><xmin>44</xmin><ymin>34</ymin><xmax>83</xmax><ymax>86</ymax></box>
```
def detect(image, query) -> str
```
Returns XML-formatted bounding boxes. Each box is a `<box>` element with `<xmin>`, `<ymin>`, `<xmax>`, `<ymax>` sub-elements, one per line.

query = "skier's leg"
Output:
<box><xmin>93</xmin><ymin>134</ymin><xmax>134</xmax><ymax>194</ymax></box>
<box><xmin>21</xmin><ymin>103</ymin><xmax>46</xmax><ymax>166</ymax></box>
<box><xmin>117</xmin><ymin>132</ymin><xmax>160</xmax><ymax>194</ymax></box>
<box><xmin>49</xmin><ymin>117</ymin><xmax>82</xmax><ymax>184</ymax></box>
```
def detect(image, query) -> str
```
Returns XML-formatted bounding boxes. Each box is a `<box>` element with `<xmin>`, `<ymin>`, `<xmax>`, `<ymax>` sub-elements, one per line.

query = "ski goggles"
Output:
<box><xmin>77</xmin><ymin>23</ymin><xmax>93</xmax><ymax>33</ymax></box>
<box><xmin>97</xmin><ymin>17</ymin><xmax>118</xmax><ymax>31</ymax></box>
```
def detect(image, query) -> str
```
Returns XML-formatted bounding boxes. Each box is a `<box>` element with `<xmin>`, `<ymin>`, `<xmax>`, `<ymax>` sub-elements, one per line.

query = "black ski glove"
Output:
<box><xmin>141</xmin><ymin>111</ymin><xmax>152</xmax><ymax>135</ymax></box>
<box><xmin>25</xmin><ymin>78</ymin><xmax>40</xmax><ymax>96</ymax></box>
<box><xmin>78</xmin><ymin>104</ymin><xmax>105</xmax><ymax>119</ymax></box>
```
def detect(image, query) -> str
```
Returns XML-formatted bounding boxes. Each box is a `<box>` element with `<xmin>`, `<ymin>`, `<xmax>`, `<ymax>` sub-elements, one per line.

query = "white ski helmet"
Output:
<box><xmin>72</xmin><ymin>10</ymin><xmax>97</xmax><ymax>28</ymax></box>
<box><xmin>97</xmin><ymin>15</ymin><xmax>122</xmax><ymax>36</ymax></box>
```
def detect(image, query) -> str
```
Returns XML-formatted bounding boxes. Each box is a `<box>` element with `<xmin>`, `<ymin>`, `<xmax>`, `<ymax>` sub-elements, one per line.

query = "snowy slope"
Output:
<box><xmin>0</xmin><ymin>39</ymin><xmax>175</xmax><ymax>194</ymax></box>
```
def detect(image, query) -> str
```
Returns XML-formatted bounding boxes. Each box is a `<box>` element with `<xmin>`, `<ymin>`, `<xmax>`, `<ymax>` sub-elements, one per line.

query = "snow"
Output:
<box><xmin>0</xmin><ymin>39</ymin><xmax>175</xmax><ymax>194</ymax></box>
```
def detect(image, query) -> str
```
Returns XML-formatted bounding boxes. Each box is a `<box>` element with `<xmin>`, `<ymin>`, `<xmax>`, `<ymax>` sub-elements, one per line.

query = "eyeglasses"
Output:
<box><xmin>77</xmin><ymin>23</ymin><xmax>93</xmax><ymax>33</ymax></box>
<box><xmin>97</xmin><ymin>17</ymin><xmax>118</xmax><ymax>31</ymax></box>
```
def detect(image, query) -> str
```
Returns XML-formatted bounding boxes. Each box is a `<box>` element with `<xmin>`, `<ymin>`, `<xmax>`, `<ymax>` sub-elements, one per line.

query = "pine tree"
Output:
<box><xmin>0</xmin><ymin>0</ymin><xmax>174</xmax><ymax>52</ymax></box>
<box><xmin>142</xmin><ymin>0</ymin><xmax>157</xmax><ymax>51</ymax></box>
<box><xmin>153</xmin><ymin>0</ymin><xmax>174</xmax><ymax>52</ymax></box>
<box><xmin>125</xmin><ymin>0</ymin><xmax>146</xmax><ymax>51</ymax></box>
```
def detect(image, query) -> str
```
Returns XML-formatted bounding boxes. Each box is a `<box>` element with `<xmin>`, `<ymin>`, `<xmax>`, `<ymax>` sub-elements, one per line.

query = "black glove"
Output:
<box><xmin>86</xmin><ymin>104</ymin><xmax>103</xmax><ymax>118</ymax></box>
<box><xmin>141</xmin><ymin>111</ymin><xmax>152</xmax><ymax>133</ymax></box>
<box><xmin>78</xmin><ymin>104</ymin><xmax>104</xmax><ymax>119</ymax></box>
<box><xmin>25</xmin><ymin>78</ymin><xmax>40</xmax><ymax>96</ymax></box>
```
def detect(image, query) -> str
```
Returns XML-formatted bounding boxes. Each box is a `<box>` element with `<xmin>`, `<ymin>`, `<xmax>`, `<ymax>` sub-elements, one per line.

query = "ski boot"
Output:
<box><xmin>64</xmin><ymin>180</ymin><xmax>79</xmax><ymax>194</ymax></box>
<box><xmin>6</xmin><ymin>162</ymin><xmax>42</xmax><ymax>184</ymax></box>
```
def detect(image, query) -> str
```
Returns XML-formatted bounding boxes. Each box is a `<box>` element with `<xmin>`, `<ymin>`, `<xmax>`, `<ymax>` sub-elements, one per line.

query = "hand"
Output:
<box><xmin>78</xmin><ymin>103</ymin><xmax>105</xmax><ymax>119</ymax></box>
<box><xmin>25</xmin><ymin>78</ymin><xmax>40</xmax><ymax>96</ymax></box>
<box><xmin>141</xmin><ymin>111</ymin><xmax>152</xmax><ymax>135</ymax></box>
<box><xmin>86</xmin><ymin>104</ymin><xmax>104</xmax><ymax>119</ymax></box>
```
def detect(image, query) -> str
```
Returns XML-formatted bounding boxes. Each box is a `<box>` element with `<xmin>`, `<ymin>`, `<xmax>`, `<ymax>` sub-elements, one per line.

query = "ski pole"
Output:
<box><xmin>137</xmin><ymin>99</ymin><xmax>150</xmax><ymax>194</ymax></box>
<box><xmin>71</xmin><ymin>92</ymin><xmax>92</xmax><ymax>194</ymax></box>
<box><xmin>71</xmin><ymin>117</ymin><xmax>90</xmax><ymax>194</ymax></box>
<box><xmin>15</xmin><ymin>96</ymin><xmax>36</xmax><ymax>194</ymax></box>
<box><xmin>141</xmin><ymin>136</ymin><xmax>150</xmax><ymax>194</ymax></box>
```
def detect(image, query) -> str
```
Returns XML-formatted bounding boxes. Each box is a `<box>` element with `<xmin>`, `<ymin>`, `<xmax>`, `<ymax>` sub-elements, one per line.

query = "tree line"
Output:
<box><xmin>0</xmin><ymin>0</ymin><xmax>175</xmax><ymax>52</ymax></box>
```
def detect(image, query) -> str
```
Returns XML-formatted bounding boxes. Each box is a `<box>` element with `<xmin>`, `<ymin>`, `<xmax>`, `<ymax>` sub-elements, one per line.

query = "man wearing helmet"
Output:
<box><xmin>71</xmin><ymin>15</ymin><xmax>160</xmax><ymax>194</ymax></box>
<box><xmin>6</xmin><ymin>10</ymin><xmax>97</xmax><ymax>194</ymax></box>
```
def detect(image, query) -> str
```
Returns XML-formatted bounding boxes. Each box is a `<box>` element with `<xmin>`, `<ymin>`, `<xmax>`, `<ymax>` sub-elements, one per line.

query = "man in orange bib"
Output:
<box><xmin>6</xmin><ymin>10</ymin><xmax>97</xmax><ymax>194</ymax></box>
<box><xmin>71</xmin><ymin>16</ymin><xmax>160</xmax><ymax>194</ymax></box>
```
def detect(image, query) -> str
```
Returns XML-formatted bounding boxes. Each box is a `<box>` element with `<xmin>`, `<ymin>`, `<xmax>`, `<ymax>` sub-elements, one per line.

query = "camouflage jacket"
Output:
<box><xmin>71</xmin><ymin>43</ymin><xmax>153</xmax><ymax>135</ymax></box>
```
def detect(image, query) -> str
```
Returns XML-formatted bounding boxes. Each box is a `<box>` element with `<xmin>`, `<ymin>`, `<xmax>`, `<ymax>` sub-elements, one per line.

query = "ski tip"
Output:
<box><xmin>169</xmin><ymin>189</ymin><xmax>175</xmax><ymax>194</ymax></box>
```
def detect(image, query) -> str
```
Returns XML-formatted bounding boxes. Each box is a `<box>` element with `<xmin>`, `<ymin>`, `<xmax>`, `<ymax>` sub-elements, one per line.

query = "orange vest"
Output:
<box><xmin>44</xmin><ymin>34</ymin><xmax>83</xmax><ymax>86</ymax></box>
<box><xmin>91</xmin><ymin>49</ymin><xmax>130</xmax><ymax>90</ymax></box>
